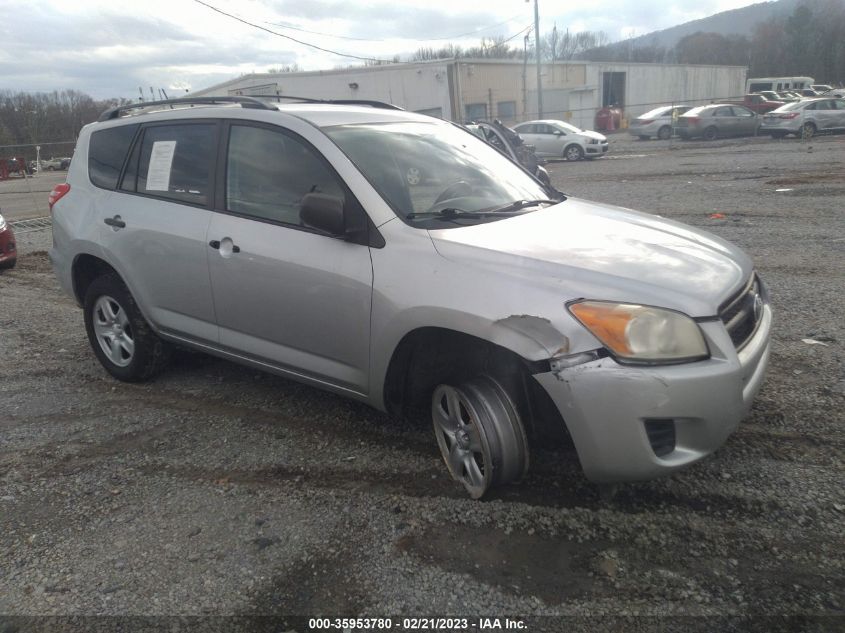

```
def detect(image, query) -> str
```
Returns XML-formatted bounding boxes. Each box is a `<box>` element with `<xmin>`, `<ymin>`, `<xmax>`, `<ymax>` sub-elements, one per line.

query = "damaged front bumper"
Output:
<box><xmin>532</xmin><ymin>305</ymin><xmax>772</xmax><ymax>483</ymax></box>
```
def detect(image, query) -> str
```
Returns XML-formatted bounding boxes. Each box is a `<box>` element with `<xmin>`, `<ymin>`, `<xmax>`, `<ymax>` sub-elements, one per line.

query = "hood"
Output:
<box><xmin>429</xmin><ymin>198</ymin><xmax>752</xmax><ymax>317</ymax></box>
<box><xmin>578</xmin><ymin>130</ymin><xmax>607</xmax><ymax>141</ymax></box>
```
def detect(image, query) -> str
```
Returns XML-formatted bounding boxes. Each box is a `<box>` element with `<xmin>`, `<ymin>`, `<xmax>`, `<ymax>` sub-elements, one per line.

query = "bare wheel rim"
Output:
<box><xmin>802</xmin><ymin>123</ymin><xmax>815</xmax><ymax>138</ymax></box>
<box><xmin>432</xmin><ymin>384</ymin><xmax>492</xmax><ymax>498</ymax></box>
<box><xmin>92</xmin><ymin>295</ymin><xmax>134</xmax><ymax>367</ymax></box>
<box><xmin>564</xmin><ymin>145</ymin><xmax>582</xmax><ymax>161</ymax></box>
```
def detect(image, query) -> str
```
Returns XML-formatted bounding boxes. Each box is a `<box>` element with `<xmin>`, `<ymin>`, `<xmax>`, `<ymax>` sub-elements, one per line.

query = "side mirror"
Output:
<box><xmin>300</xmin><ymin>193</ymin><xmax>346</xmax><ymax>235</ymax></box>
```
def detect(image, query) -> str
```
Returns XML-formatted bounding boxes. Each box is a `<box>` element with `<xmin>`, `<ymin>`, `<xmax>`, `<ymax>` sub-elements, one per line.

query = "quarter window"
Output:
<box><xmin>128</xmin><ymin>124</ymin><xmax>215</xmax><ymax>206</ymax></box>
<box><xmin>226</xmin><ymin>125</ymin><xmax>344</xmax><ymax>226</ymax></box>
<box><xmin>88</xmin><ymin>124</ymin><xmax>138</xmax><ymax>190</ymax></box>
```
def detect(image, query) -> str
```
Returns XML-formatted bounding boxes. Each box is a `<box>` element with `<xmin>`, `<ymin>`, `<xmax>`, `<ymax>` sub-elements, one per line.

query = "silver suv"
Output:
<box><xmin>49</xmin><ymin>96</ymin><xmax>772</xmax><ymax>499</ymax></box>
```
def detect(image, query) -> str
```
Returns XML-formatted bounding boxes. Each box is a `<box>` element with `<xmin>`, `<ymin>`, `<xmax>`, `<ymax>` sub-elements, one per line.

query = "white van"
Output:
<box><xmin>746</xmin><ymin>76</ymin><xmax>814</xmax><ymax>93</ymax></box>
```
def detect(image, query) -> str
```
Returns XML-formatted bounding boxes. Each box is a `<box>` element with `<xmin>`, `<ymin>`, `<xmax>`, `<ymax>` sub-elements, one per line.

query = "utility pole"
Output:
<box><xmin>533</xmin><ymin>0</ymin><xmax>543</xmax><ymax>118</ymax></box>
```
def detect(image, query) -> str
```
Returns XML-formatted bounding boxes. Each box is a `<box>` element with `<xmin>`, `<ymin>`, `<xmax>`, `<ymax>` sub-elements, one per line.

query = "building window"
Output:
<box><xmin>497</xmin><ymin>101</ymin><xmax>516</xmax><ymax>119</ymax></box>
<box><xmin>465</xmin><ymin>103</ymin><xmax>487</xmax><ymax>121</ymax></box>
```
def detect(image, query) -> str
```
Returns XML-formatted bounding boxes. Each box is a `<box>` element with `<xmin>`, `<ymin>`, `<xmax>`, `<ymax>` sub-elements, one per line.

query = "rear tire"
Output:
<box><xmin>802</xmin><ymin>122</ymin><xmax>816</xmax><ymax>139</ymax></box>
<box><xmin>657</xmin><ymin>126</ymin><xmax>672</xmax><ymax>140</ymax></box>
<box><xmin>83</xmin><ymin>273</ymin><xmax>170</xmax><ymax>382</ymax></box>
<box><xmin>432</xmin><ymin>376</ymin><xmax>529</xmax><ymax>499</ymax></box>
<box><xmin>703</xmin><ymin>126</ymin><xmax>718</xmax><ymax>141</ymax></box>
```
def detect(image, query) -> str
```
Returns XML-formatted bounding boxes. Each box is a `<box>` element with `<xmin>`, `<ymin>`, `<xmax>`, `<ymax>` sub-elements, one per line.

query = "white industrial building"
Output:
<box><xmin>191</xmin><ymin>59</ymin><xmax>747</xmax><ymax>130</ymax></box>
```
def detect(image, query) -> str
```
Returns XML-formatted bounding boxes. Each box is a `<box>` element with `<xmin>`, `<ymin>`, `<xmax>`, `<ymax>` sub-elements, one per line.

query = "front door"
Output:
<box><xmin>206</xmin><ymin>122</ymin><xmax>373</xmax><ymax>393</ymax></box>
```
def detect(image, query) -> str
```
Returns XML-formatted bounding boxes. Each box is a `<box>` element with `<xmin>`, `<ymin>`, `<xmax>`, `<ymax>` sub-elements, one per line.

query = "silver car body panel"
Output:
<box><xmin>51</xmin><ymin>102</ymin><xmax>772</xmax><ymax>484</ymax></box>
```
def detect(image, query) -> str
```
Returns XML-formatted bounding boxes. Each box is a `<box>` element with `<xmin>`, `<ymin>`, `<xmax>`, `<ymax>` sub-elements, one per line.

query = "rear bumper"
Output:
<box><xmin>533</xmin><ymin>304</ymin><xmax>772</xmax><ymax>483</ymax></box>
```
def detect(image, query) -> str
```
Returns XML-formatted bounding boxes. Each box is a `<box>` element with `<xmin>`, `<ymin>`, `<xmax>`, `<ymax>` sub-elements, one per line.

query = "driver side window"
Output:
<box><xmin>226</xmin><ymin>125</ymin><xmax>344</xmax><ymax>226</ymax></box>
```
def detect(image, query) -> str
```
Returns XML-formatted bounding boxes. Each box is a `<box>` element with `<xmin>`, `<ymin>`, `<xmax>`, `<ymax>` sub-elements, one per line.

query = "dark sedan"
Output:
<box><xmin>677</xmin><ymin>104</ymin><xmax>761</xmax><ymax>140</ymax></box>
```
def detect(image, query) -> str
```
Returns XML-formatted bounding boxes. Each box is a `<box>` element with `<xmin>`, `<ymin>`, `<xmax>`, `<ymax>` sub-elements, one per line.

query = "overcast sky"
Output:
<box><xmin>1</xmin><ymin>0</ymin><xmax>762</xmax><ymax>100</ymax></box>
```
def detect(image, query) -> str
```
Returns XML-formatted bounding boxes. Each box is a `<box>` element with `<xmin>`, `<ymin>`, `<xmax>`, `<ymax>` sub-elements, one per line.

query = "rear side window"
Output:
<box><xmin>88</xmin><ymin>124</ymin><xmax>138</xmax><ymax>190</ymax></box>
<box><xmin>123</xmin><ymin>123</ymin><xmax>215</xmax><ymax>206</ymax></box>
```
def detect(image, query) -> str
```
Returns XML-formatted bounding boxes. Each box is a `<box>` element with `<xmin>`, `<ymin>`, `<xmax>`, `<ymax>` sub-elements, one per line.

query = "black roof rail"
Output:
<box><xmin>245</xmin><ymin>95</ymin><xmax>404</xmax><ymax>110</ymax></box>
<box><xmin>97</xmin><ymin>96</ymin><xmax>277</xmax><ymax>122</ymax></box>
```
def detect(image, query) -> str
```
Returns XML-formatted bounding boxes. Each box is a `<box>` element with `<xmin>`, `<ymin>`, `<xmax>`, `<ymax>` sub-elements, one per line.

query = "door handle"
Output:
<box><xmin>209</xmin><ymin>238</ymin><xmax>240</xmax><ymax>254</ymax></box>
<box><xmin>104</xmin><ymin>215</ymin><xmax>126</xmax><ymax>229</ymax></box>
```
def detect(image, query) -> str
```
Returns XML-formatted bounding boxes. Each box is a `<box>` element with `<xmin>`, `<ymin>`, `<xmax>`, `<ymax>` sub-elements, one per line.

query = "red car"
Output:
<box><xmin>0</xmin><ymin>213</ymin><xmax>17</xmax><ymax>269</ymax></box>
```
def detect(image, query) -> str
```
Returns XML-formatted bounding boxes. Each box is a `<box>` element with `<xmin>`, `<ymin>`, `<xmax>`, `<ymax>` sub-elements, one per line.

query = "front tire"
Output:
<box><xmin>83</xmin><ymin>273</ymin><xmax>170</xmax><ymax>382</ymax></box>
<box><xmin>563</xmin><ymin>144</ymin><xmax>584</xmax><ymax>161</ymax></box>
<box><xmin>432</xmin><ymin>377</ymin><xmax>529</xmax><ymax>499</ymax></box>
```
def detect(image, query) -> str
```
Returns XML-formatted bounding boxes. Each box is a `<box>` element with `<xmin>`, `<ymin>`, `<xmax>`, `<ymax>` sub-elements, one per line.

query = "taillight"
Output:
<box><xmin>779</xmin><ymin>112</ymin><xmax>800</xmax><ymax>119</ymax></box>
<box><xmin>49</xmin><ymin>183</ymin><xmax>70</xmax><ymax>211</ymax></box>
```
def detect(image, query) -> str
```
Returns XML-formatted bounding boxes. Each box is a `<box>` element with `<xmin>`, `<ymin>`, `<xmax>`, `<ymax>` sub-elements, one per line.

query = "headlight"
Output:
<box><xmin>589</xmin><ymin>139</ymin><xmax>599</xmax><ymax>144</ymax></box>
<box><xmin>568</xmin><ymin>301</ymin><xmax>709</xmax><ymax>363</ymax></box>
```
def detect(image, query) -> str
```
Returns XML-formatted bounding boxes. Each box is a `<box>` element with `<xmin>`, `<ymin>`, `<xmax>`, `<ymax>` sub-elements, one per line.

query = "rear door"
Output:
<box><xmin>206</xmin><ymin>121</ymin><xmax>374</xmax><ymax>393</ymax></box>
<box><xmin>97</xmin><ymin>121</ymin><xmax>219</xmax><ymax>342</ymax></box>
<box><xmin>732</xmin><ymin>105</ymin><xmax>758</xmax><ymax>135</ymax></box>
<box><xmin>514</xmin><ymin>124</ymin><xmax>544</xmax><ymax>154</ymax></box>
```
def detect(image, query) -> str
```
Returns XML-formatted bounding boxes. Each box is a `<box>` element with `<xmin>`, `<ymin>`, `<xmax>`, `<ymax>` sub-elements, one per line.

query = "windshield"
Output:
<box><xmin>554</xmin><ymin>121</ymin><xmax>582</xmax><ymax>133</ymax></box>
<box><xmin>325</xmin><ymin>121</ymin><xmax>554</xmax><ymax>226</ymax></box>
<box><xmin>640</xmin><ymin>107</ymin><xmax>672</xmax><ymax>118</ymax></box>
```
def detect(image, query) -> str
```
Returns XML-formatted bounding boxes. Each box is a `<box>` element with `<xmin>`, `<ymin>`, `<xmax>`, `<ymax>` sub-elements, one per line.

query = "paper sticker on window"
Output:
<box><xmin>146</xmin><ymin>140</ymin><xmax>176</xmax><ymax>191</ymax></box>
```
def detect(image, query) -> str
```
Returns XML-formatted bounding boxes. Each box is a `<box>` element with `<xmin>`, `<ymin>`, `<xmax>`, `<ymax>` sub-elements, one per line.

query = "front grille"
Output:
<box><xmin>644</xmin><ymin>419</ymin><xmax>676</xmax><ymax>457</ymax></box>
<box><xmin>719</xmin><ymin>275</ymin><xmax>762</xmax><ymax>350</ymax></box>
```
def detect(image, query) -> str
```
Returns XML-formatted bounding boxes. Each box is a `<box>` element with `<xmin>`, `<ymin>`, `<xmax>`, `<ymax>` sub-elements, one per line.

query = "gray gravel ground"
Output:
<box><xmin>0</xmin><ymin>133</ymin><xmax>843</xmax><ymax>631</ymax></box>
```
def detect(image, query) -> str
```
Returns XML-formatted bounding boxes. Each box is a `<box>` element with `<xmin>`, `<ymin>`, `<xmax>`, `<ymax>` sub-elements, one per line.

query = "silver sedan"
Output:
<box><xmin>628</xmin><ymin>105</ymin><xmax>691</xmax><ymax>140</ymax></box>
<box><xmin>761</xmin><ymin>97</ymin><xmax>845</xmax><ymax>138</ymax></box>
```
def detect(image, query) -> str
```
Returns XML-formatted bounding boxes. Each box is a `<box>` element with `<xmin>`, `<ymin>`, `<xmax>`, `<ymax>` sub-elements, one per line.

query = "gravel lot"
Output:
<box><xmin>1</xmin><ymin>134</ymin><xmax>843</xmax><ymax>631</ymax></box>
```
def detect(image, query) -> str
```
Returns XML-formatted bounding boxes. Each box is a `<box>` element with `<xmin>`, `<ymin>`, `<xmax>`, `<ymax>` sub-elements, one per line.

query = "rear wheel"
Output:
<box><xmin>563</xmin><ymin>144</ymin><xmax>584</xmax><ymax>161</ymax></box>
<box><xmin>802</xmin><ymin>122</ymin><xmax>816</xmax><ymax>139</ymax></box>
<box><xmin>432</xmin><ymin>377</ymin><xmax>529</xmax><ymax>499</ymax></box>
<box><xmin>703</xmin><ymin>126</ymin><xmax>718</xmax><ymax>141</ymax></box>
<box><xmin>84</xmin><ymin>273</ymin><xmax>170</xmax><ymax>382</ymax></box>
<box><xmin>657</xmin><ymin>126</ymin><xmax>672</xmax><ymax>140</ymax></box>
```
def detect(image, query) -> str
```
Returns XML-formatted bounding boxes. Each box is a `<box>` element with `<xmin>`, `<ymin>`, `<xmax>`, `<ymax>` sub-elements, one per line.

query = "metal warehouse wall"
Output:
<box><xmin>190</xmin><ymin>63</ymin><xmax>453</xmax><ymax>119</ymax></box>
<box><xmin>584</xmin><ymin>63</ymin><xmax>748</xmax><ymax>121</ymax></box>
<box><xmin>191</xmin><ymin>61</ymin><xmax>745</xmax><ymax>131</ymax></box>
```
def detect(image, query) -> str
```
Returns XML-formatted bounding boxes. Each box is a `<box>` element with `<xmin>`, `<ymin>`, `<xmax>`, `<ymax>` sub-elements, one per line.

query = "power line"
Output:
<box><xmin>264</xmin><ymin>12</ymin><xmax>527</xmax><ymax>43</ymax></box>
<box><xmin>191</xmin><ymin>0</ymin><xmax>401</xmax><ymax>64</ymax></box>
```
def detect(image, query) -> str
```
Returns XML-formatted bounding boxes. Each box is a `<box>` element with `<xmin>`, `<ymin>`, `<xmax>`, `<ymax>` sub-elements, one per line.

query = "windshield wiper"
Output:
<box><xmin>406</xmin><ymin>199</ymin><xmax>558</xmax><ymax>221</ymax></box>
<box><xmin>406</xmin><ymin>208</ymin><xmax>486</xmax><ymax>220</ymax></box>
<box><xmin>483</xmin><ymin>198</ymin><xmax>559</xmax><ymax>213</ymax></box>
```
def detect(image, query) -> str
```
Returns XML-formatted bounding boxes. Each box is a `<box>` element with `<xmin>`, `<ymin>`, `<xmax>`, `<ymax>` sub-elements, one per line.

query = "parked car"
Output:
<box><xmin>798</xmin><ymin>88</ymin><xmax>820</xmax><ymax>97</ymax></box>
<box><xmin>777</xmin><ymin>91</ymin><xmax>803</xmax><ymax>102</ymax></box>
<box><xmin>720</xmin><ymin>94</ymin><xmax>784</xmax><ymax>114</ymax></box>
<box><xmin>465</xmin><ymin>120</ymin><xmax>551</xmax><ymax>186</ymax></box>
<box><xmin>513</xmin><ymin>120</ymin><xmax>609</xmax><ymax>161</ymax></box>
<box><xmin>811</xmin><ymin>84</ymin><xmax>834</xmax><ymax>94</ymax></box>
<box><xmin>758</xmin><ymin>91</ymin><xmax>785</xmax><ymax>102</ymax></box>
<box><xmin>0</xmin><ymin>212</ymin><xmax>17</xmax><ymax>269</ymax></box>
<box><xmin>628</xmin><ymin>105</ymin><xmax>692</xmax><ymax>140</ymax></box>
<box><xmin>677</xmin><ymin>104</ymin><xmax>761</xmax><ymax>140</ymax></box>
<box><xmin>49</xmin><ymin>96</ymin><xmax>771</xmax><ymax>499</ymax></box>
<box><xmin>40</xmin><ymin>157</ymin><xmax>66</xmax><ymax>171</ymax></box>
<box><xmin>760</xmin><ymin>97</ymin><xmax>845</xmax><ymax>138</ymax></box>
